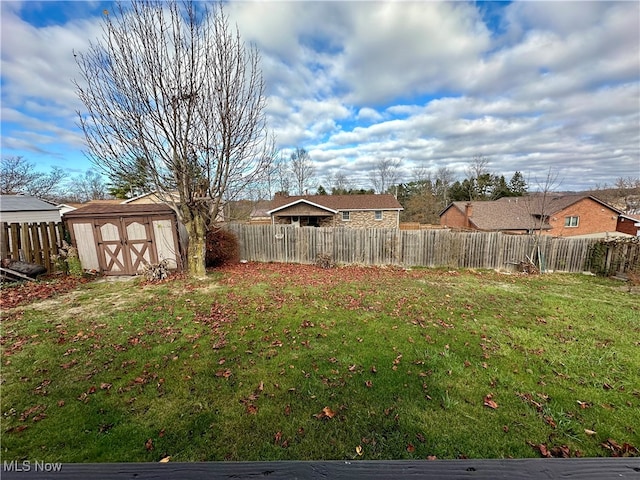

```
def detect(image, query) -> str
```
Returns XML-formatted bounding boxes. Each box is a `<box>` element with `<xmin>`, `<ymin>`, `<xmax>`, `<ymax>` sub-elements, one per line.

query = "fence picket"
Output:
<box><xmin>1</xmin><ymin>221</ymin><xmax>65</xmax><ymax>272</ymax></box>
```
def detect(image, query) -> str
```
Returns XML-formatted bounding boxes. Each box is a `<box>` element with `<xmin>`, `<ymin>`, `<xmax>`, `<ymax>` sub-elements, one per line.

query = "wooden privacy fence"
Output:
<box><xmin>226</xmin><ymin>224</ymin><xmax>640</xmax><ymax>274</ymax></box>
<box><xmin>0</xmin><ymin>222</ymin><xmax>65</xmax><ymax>272</ymax></box>
<box><xmin>586</xmin><ymin>237</ymin><xmax>640</xmax><ymax>276</ymax></box>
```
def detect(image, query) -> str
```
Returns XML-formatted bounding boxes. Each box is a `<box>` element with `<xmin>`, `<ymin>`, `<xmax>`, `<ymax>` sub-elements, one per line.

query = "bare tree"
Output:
<box><xmin>252</xmin><ymin>151</ymin><xmax>288</xmax><ymax>200</ymax></box>
<box><xmin>1</xmin><ymin>156</ymin><xmax>65</xmax><ymax>200</ymax></box>
<box><xmin>466</xmin><ymin>155</ymin><xmax>489</xmax><ymax>180</ymax></box>
<box><xmin>369</xmin><ymin>157</ymin><xmax>402</xmax><ymax>194</ymax></box>
<box><xmin>615</xmin><ymin>177</ymin><xmax>640</xmax><ymax>214</ymax></box>
<box><xmin>465</xmin><ymin>155</ymin><xmax>490</xmax><ymax>200</ymax></box>
<box><xmin>527</xmin><ymin>167</ymin><xmax>562</xmax><ymax>272</ymax></box>
<box><xmin>290</xmin><ymin>147</ymin><xmax>315</xmax><ymax>195</ymax></box>
<box><xmin>74</xmin><ymin>0</ymin><xmax>274</xmax><ymax>276</ymax></box>
<box><xmin>65</xmin><ymin>170</ymin><xmax>109</xmax><ymax>203</ymax></box>
<box><xmin>434</xmin><ymin>166</ymin><xmax>455</xmax><ymax>205</ymax></box>
<box><xmin>326</xmin><ymin>171</ymin><xmax>352</xmax><ymax>195</ymax></box>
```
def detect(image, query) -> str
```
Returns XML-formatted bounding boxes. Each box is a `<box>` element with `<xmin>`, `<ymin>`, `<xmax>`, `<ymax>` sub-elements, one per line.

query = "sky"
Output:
<box><xmin>1</xmin><ymin>0</ymin><xmax>639</xmax><ymax>194</ymax></box>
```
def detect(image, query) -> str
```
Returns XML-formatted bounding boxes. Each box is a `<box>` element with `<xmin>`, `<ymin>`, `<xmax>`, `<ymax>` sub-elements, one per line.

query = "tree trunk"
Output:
<box><xmin>183</xmin><ymin>212</ymin><xmax>208</xmax><ymax>278</ymax></box>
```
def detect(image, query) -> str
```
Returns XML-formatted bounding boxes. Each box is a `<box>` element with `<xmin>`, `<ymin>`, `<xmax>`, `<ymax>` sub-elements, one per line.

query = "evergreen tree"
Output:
<box><xmin>508</xmin><ymin>171</ymin><xmax>528</xmax><ymax>196</ymax></box>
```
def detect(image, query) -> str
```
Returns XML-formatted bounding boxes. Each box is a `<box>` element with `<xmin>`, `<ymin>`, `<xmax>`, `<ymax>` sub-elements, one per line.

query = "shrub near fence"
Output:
<box><xmin>0</xmin><ymin>222</ymin><xmax>65</xmax><ymax>272</ymax></box>
<box><xmin>226</xmin><ymin>224</ymin><xmax>640</xmax><ymax>274</ymax></box>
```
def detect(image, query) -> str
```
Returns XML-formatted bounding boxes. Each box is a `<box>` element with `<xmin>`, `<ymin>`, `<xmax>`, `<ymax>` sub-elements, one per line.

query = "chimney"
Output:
<box><xmin>465</xmin><ymin>202</ymin><xmax>473</xmax><ymax>228</ymax></box>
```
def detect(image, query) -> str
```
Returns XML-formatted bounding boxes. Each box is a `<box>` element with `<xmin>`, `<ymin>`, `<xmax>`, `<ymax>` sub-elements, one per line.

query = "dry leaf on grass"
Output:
<box><xmin>314</xmin><ymin>406</ymin><xmax>336</xmax><ymax>420</ymax></box>
<box><xmin>483</xmin><ymin>393</ymin><xmax>498</xmax><ymax>409</ymax></box>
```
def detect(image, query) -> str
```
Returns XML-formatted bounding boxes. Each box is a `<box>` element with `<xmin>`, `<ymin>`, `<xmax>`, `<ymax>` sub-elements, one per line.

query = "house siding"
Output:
<box><xmin>274</xmin><ymin>210</ymin><xmax>399</xmax><ymax>228</ymax></box>
<box><xmin>617</xmin><ymin>216</ymin><xmax>640</xmax><ymax>236</ymax></box>
<box><xmin>547</xmin><ymin>198</ymin><xmax>618</xmax><ymax>237</ymax></box>
<box><xmin>440</xmin><ymin>206</ymin><xmax>468</xmax><ymax>229</ymax></box>
<box><xmin>339</xmin><ymin>210</ymin><xmax>399</xmax><ymax>228</ymax></box>
<box><xmin>0</xmin><ymin>210</ymin><xmax>61</xmax><ymax>224</ymax></box>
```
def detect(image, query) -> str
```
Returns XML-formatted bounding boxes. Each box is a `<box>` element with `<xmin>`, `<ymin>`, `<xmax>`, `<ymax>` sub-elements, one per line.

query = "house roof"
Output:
<box><xmin>121</xmin><ymin>190</ymin><xmax>180</xmax><ymax>204</ymax></box>
<box><xmin>504</xmin><ymin>194</ymin><xmax>623</xmax><ymax>216</ymax></box>
<box><xmin>619</xmin><ymin>213</ymin><xmax>640</xmax><ymax>223</ymax></box>
<box><xmin>266</xmin><ymin>194</ymin><xmax>403</xmax><ymax>215</ymax></box>
<box><xmin>441</xmin><ymin>194</ymin><xmax>622</xmax><ymax>231</ymax></box>
<box><xmin>0</xmin><ymin>195</ymin><xmax>60</xmax><ymax>212</ymax></box>
<box><xmin>446</xmin><ymin>199</ymin><xmax>547</xmax><ymax>231</ymax></box>
<box><xmin>249</xmin><ymin>200</ymin><xmax>272</xmax><ymax>218</ymax></box>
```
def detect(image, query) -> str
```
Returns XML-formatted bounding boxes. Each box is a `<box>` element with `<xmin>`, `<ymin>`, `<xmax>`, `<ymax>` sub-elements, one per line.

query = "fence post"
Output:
<box><xmin>0</xmin><ymin>222</ymin><xmax>7</xmax><ymax>260</ymax></box>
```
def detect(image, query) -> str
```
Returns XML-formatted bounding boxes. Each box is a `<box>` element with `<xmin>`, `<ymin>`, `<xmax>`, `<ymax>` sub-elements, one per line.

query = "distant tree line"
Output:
<box><xmin>0</xmin><ymin>156</ymin><xmax>110</xmax><ymax>203</ymax></box>
<box><xmin>4</xmin><ymin>154</ymin><xmax>639</xmax><ymax>224</ymax></box>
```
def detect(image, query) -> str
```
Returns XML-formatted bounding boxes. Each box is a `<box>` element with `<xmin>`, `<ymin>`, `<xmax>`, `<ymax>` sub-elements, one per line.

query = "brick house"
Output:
<box><xmin>262</xmin><ymin>194</ymin><xmax>403</xmax><ymax>228</ymax></box>
<box><xmin>439</xmin><ymin>194</ymin><xmax>623</xmax><ymax>237</ymax></box>
<box><xmin>617</xmin><ymin>214</ymin><xmax>640</xmax><ymax>236</ymax></box>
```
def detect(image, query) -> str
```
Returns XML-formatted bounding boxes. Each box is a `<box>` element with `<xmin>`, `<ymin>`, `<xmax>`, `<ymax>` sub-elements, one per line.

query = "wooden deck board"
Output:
<box><xmin>2</xmin><ymin>458</ymin><xmax>639</xmax><ymax>479</ymax></box>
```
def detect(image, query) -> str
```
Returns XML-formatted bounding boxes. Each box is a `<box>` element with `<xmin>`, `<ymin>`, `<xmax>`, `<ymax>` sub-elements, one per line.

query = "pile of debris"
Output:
<box><xmin>517</xmin><ymin>258</ymin><xmax>540</xmax><ymax>275</ymax></box>
<box><xmin>0</xmin><ymin>259</ymin><xmax>47</xmax><ymax>282</ymax></box>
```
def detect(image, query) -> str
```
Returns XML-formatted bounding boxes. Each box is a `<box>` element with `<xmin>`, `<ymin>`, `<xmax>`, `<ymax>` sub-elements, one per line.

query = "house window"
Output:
<box><xmin>375</xmin><ymin>210</ymin><xmax>383</xmax><ymax>220</ymax></box>
<box><xmin>564</xmin><ymin>216</ymin><xmax>579</xmax><ymax>227</ymax></box>
<box><xmin>342</xmin><ymin>211</ymin><xmax>350</xmax><ymax>221</ymax></box>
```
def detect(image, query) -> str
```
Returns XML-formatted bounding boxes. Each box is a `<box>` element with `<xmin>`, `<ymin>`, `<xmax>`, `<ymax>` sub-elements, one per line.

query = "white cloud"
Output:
<box><xmin>335</xmin><ymin>2</ymin><xmax>491</xmax><ymax>104</ymax></box>
<box><xmin>1</xmin><ymin>0</ymin><xmax>638</xmax><ymax>192</ymax></box>
<box><xmin>356</xmin><ymin>107</ymin><xmax>383</xmax><ymax>123</ymax></box>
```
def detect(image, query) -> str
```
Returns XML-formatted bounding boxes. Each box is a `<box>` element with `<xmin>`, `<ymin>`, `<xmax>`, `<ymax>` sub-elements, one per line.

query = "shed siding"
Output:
<box><xmin>152</xmin><ymin>219</ymin><xmax>179</xmax><ymax>268</ymax></box>
<box><xmin>72</xmin><ymin>223</ymin><xmax>100</xmax><ymax>270</ymax></box>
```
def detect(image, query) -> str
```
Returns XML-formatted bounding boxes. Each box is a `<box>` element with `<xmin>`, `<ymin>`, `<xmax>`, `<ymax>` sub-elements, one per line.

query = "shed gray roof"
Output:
<box><xmin>0</xmin><ymin>195</ymin><xmax>59</xmax><ymax>212</ymax></box>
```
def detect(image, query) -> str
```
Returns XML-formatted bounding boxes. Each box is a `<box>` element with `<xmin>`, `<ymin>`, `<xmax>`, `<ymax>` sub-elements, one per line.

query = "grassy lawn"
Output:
<box><xmin>1</xmin><ymin>263</ymin><xmax>638</xmax><ymax>462</ymax></box>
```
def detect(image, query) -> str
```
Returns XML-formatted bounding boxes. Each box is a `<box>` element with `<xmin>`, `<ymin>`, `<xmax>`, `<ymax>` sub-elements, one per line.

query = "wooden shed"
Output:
<box><xmin>64</xmin><ymin>203</ymin><xmax>182</xmax><ymax>275</ymax></box>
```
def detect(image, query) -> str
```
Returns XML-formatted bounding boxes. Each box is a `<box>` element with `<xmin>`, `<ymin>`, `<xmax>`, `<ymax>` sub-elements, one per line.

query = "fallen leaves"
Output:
<box><xmin>19</xmin><ymin>404</ymin><xmax>46</xmax><ymax>422</ymax></box>
<box><xmin>215</xmin><ymin>368</ymin><xmax>232</xmax><ymax>378</ymax></box>
<box><xmin>483</xmin><ymin>393</ymin><xmax>498</xmax><ymax>409</ymax></box>
<box><xmin>313</xmin><ymin>406</ymin><xmax>336</xmax><ymax>420</ymax></box>
<box><xmin>0</xmin><ymin>276</ymin><xmax>91</xmax><ymax>310</ymax></box>
<box><xmin>528</xmin><ymin>442</ymin><xmax>578</xmax><ymax>458</ymax></box>
<box><xmin>600</xmin><ymin>438</ymin><xmax>639</xmax><ymax>457</ymax></box>
<box><xmin>239</xmin><ymin>382</ymin><xmax>266</xmax><ymax>416</ymax></box>
<box><xmin>194</xmin><ymin>302</ymin><xmax>236</xmax><ymax>350</ymax></box>
<box><xmin>516</xmin><ymin>392</ymin><xmax>545</xmax><ymax>412</ymax></box>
